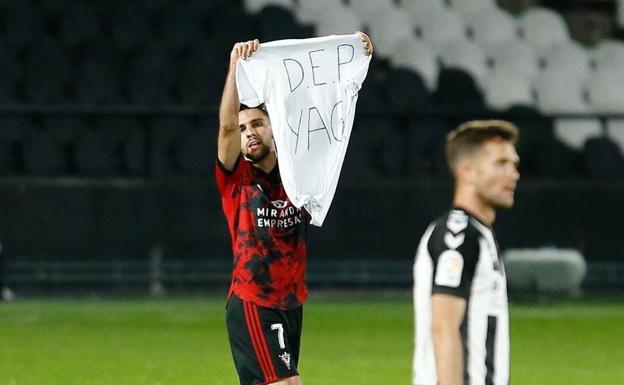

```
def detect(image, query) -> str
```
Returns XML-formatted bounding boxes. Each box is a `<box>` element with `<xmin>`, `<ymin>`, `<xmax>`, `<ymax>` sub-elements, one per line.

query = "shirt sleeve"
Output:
<box><xmin>236</xmin><ymin>59</ymin><xmax>268</xmax><ymax>107</ymax></box>
<box><xmin>338</xmin><ymin>35</ymin><xmax>372</xmax><ymax>96</ymax></box>
<box><xmin>428</xmin><ymin>223</ymin><xmax>480</xmax><ymax>299</ymax></box>
<box><xmin>215</xmin><ymin>155</ymin><xmax>247</xmax><ymax>195</ymax></box>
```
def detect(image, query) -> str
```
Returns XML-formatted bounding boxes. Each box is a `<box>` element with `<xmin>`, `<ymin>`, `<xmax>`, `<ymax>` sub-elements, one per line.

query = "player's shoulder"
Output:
<box><xmin>427</xmin><ymin>208</ymin><xmax>482</xmax><ymax>257</ymax></box>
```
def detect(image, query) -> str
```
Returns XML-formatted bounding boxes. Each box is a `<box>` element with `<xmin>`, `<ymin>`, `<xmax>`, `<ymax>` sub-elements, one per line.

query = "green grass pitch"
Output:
<box><xmin>1</xmin><ymin>295</ymin><xmax>623</xmax><ymax>385</ymax></box>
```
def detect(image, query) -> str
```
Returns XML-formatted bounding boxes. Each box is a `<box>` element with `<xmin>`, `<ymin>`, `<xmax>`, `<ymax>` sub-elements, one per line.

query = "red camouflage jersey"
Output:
<box><xmin>216</xmin><ymin>156</ymin><xmax>309</xmax><ymax>310</ymax></box>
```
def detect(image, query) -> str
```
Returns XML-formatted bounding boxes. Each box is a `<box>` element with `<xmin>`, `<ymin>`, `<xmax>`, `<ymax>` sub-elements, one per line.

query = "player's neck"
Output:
<box><xmin>453</xmin><ymin>191</ymin><xmax>495</xmax><ymax>227</ymax></box>
<box><xmin>251</xmin><ymin>151</ymin><xmax>277</xmax><ymax>174</ymax></box>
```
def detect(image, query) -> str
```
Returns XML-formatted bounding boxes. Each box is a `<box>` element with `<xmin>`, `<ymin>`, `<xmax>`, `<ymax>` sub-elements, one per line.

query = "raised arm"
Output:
<box><xmin>218</xmin><ymin>39</ymin><xmax>259</xmax><ymax>171</ymax></box>
<box><xmin>431</xmin><ymin>294</ymin><xmax>467</xmax><ymax>385</ymax></box>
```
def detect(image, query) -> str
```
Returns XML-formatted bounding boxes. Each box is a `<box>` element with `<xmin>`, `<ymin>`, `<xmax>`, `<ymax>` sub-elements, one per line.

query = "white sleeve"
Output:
<box><xmin>338</xmin><ymin>35</ymin><xmax>372</xmax><ymax>96</ymax></box>
<box><xmin>236</xmin><ymin>59</ymin><xmax>267</xmax><ymax>107</ymax></box>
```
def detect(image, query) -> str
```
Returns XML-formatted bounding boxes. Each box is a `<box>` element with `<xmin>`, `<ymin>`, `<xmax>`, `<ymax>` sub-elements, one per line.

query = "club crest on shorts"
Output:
<box><xmin>279</xmin><ymin>352</ymin><xmax>292</xmax><ymax>370</ymax></box>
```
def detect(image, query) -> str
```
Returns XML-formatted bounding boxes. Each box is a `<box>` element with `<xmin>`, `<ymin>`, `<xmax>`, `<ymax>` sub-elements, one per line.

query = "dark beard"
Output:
<box><xmin>244</xmin><ymin>144</ymin><xmax>271</xmax><ymax>163</ymax></box>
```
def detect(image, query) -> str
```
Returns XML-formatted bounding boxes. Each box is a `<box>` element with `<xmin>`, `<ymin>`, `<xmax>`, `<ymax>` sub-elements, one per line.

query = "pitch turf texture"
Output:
<box><xmin>1</xmin><ymin>296</ymin><xmax>623</xmax><ymax>385</ymax></box>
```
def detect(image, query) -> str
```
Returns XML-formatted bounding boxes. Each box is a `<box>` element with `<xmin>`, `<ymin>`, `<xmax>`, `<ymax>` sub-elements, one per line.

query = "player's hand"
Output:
<box><xmin>230</xmin><ymin>39</ymin><xmax>260</xmax><ymax>66</ymax></box>
<box><xmin>357</xmin><ymin>31</ymin><xmax>373</xmax><ymax>56</ymax></box>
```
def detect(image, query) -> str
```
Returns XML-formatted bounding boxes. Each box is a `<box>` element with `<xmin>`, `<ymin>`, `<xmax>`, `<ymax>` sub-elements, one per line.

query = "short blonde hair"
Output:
<box><xmin>446</xmin><ymin>120</ymin><xmax>519</xmax><ymax>170</ymax></box>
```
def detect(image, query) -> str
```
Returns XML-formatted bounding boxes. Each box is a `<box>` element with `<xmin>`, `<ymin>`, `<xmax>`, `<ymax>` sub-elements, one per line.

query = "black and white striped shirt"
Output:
<box><xmin>413</xmin><ymin>208</ymin><xmax>509</xmax><ymax>385</ymax></box>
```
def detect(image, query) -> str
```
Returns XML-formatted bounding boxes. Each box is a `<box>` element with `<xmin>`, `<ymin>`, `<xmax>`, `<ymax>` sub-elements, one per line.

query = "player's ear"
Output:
<box><xmin>456</xmin><ymin>159</ymin><xmax>476</xmax><ymax>185</ymax></box>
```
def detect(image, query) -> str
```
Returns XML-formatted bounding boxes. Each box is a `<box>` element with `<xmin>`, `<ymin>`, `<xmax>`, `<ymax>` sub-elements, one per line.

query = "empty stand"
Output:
<box><xmin>439</xmin><ymin>40</ymin><xmax>488</xmax><ymax>86</ymax></box>
<box><xmin>57</xmin><ymin>3</ymin><xmax>102</xmax><ymax>49</ymax></box>
<box><xmin>22</xmin><ymin>37</ymin><xmax>71</xmax><ymax>103</ymax></box>
<box><xmin>245</xmin><ymin>0</ymin><xmax>295</xmax><ymax>14</ymax></box>
<box><xmin>385</xmin><ymin>68</ymin><xmax>434</xmax><ymax>113</ymax></box>
<box><xmin>583</xmin><ymin>137</ymin><xmax>624</xmax><ymax>178</ymax></box>
<box><xmin>390</xmin><ymin>38</ymin><xmax>439</xmax><ymax>90</ymax></box>
<box><xmin>591</xmin><ymin>39</ymin><xmax>624</xmax><ymax>71</ymax></box>
<box><xmin>486</xmin><ymin>39</ymin><xmax>539</xmax><ymax>82</ymax></box>
<box><xmin>484</xmin><ymin>71</ymin><xmax>534</xmax><ymax>110</ymax></box>
<box><xmin>110</xmin><ymin>4</ymin><xmax>153</xmax><ymax>52</ymax></box>
<box><xmin>468</xmin><ymin>7</ymin><xmax>518</xmax><ymax>48</ymax></box>
<box><xmin>519</xmin><ymin>7</ymin><xmax>570</xmax><ymax>49</ymax></box>
<box><xmin>365</xmin><ymin>6</ymin><xmax>415</xmax><ymax>57</ymax></box>
<box><xmin>258</xmin><ymin>5</ymin><xmax>304</xmax><ymax>41</ymax></box>
<box><xmin>415</xmin><ymin>6</ymin><xmax>466</xmax><ymax>48</ymax></box>
<box><xmin>542</xmin><ymin>41</ymin><xmax>592</xmax><ymax>81</ymax></box>
<box><xmin>448</xmin><ymin>0</ymin><xmax>498</xmax><ymax>20</ymax></box>
<box><xmin>314</xmin><ymin>5</ymin><xmax>363</xmax><ymax>37</ymax></box>
<box><xmin>435</xmin><ymin>68</ymin><xmax>487</xmax><ymax>113</ymax></box>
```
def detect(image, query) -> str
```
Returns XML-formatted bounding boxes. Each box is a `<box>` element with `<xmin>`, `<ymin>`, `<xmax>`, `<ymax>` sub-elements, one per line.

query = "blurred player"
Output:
<box><xmin>216</xmin><ymin>34</ymin><xmax>373</xmax><ymax>385</ymax></box>
<box><xmin>413</xmin><ymin>120</ymin><xmax>520</xmax><ymax>385</ymax></box>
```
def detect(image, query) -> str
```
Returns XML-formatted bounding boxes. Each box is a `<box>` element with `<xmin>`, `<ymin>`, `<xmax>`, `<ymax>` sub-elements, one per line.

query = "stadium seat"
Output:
<box><xmin>74</xmin><ymin>129</ymin><xmax>121</xmax><ymax>176</ymax></box>
<box><xmin>173</xmin><ymin>128</ymin><xmax>217</xmax><ymax>177</ymax></box>
<box><xmin>505</xmin><ymin>105</ymin><xmax>553</xmax><ymax>176</ymax></box>
<box><xmin>0</xmin><ymin>117</ymin><xmax>35</xmax><ymax>175</ymax></box>
<box><xmin>486</xmin><ymin>39</ymin><xmax>539</xmax><ymax>82</ymax></box>
<box><xmin>385</xmin><ymin>68</ymin><xmax>434</xmax><ymax>113</ymax></box>
<box><xmin>435</xmin><ymin>68</ymin><xmax>486</xmax><ymax>113</ymax></box>
<box><xmin>450</xmin><ymin>0</ymin><xmax>499</xmax><ymax>19</ymax></box>
<box><xmin>367</xmin><ymin>6</ymin><xmax>416</xmax><ymax>57</ymax></box>
<box><xmin>553</xmin><ymin>117</ymin><xmax>603</xmax><ymax>150</ymax></box>
<box><xmin>586</xmin><ymin>70</ymin><xmax>624</xmax><ymax>152</ymax></box>
<box><xmin>0</xmin><ymin>40</ymin><xmax>19</xmax><ymax>103</ymax></box>
<box><xmin>110</xmin><ymin>4</ymin><xmax>152</xmax><ymax>52</ymax></box>
<box><xmin>98</xmin><ymin>116</ymin><xmax>146</xmax><ymax>176</ymax></box>
<box><xmin>23</xmin><ymin>128</ymin><xmax>72</xmax><ymax>176</ymax></box>
<box><xmin>295</xmin><ymin>0</ymin><xmax>345</xmax><ymax>24</ymax></box>
<box><xmin>542</xmin><ymin>41</ymin><xmax>592</xmax><ymax>81</ymax></box>
<box><xmin>3</xmin><ymin>1</ymin><xmax>46</xmax><ymax>48</ymax></box>
<box><xmin>401</xmin><ymin>0</ymin><xmax>446</xmax><ymax>20</ymax></box>
<box><xmin>244</xmin><ymin>0</ymin><xmax>295</xmax><ymax>14</ymax></box>
<box><xmin>314</xmin><ymin>5</ymin><xmax>363</xmax><ymax>37</ymax></box>
<box><xmin>74</xmin><ymin>117</ymin><xmax>145</xmax><ymax>176</ymax></box>
<box><xmin>534</xmin><ymin>70</ymin><xmax>586</xmax><ymax>114</ymax></box>
<box><xmin>57</xmin><ymin>2</ymin><xmax>102</xmax><ymax>49</ymax></box>
<box><xmin>207</xmin><ymin>2</ymin><xmax>259</xmax><ymax>43</ymax></box>
<box><xmin>349</xmin><ymin>0</ymin><xmax>397</xmax><ymax>21</ymax></box>
<box><xmin>531</xmin><ymin>134</ymin><xmax>583</xmax><ymax>178</ymax></box>
<box><xmin>606</xmin><ymin>120</ymin><xmax>624</xmax><ymax>153</ymax></box>
<box><xmin>38</xmin><ymin>0</ymin><xmax>67</xmax><ymax>18</ymax></box>
<box><xmin>519</xmin><ymin>7</ymin><xmax>570</xmax><ymax>50</ymax></box>
<box><xmin>534</xmin><ymin>70</ymin><xmax>601</xmax><ymax>149</ymax></box>
<box><xmin>586</xmin><ymin>69</ymin><xmax>624</xmax><ymax>114</ymax></box>
<box><xmin>591</xmin><ymin>39</ymin><xmax>624</xmax><ymax>71</ymax></box>
<box><xmin>160</xmin><ymin>4</ymin><xmax>203</xmax><ymax>52</ymax></box>
<box><xmin>341</xmin><ymin>118</ymin><xmax>404</xmax><ymax>179</ymax></box>
<box><xmin>405</xmin><ymin>118</ymin><xmax>448</xmax><ymax>177</ymax></box>
<box><xmin>177</xmin><ymin>40</ymin><xmax>228</xmax><ymax>107</ymax></box>
<box><xmin>467</xmin><ymin>6</ymin><xmax>518</xmax><ymax>48</ymax></box>
<box><xmin>22</xmin><ymin>37</ymin><xmax>71</xmax><ymax>103</ymax></box>
<box><xmin>389</xmin><ymin>38</ymin><xmax>439</xmax><ymax>90</ymax></box>
<box><xmin>258</xmin><ymin>5</ymin><xmax>304</xmax><ymax>41</ymax></box>
<box><xmin>484</xmin><ymin>71</ymin><xmax>534</xmax><ymax>110</ymax></box>
<box><xmin>150</xmin><ymin>116</ymin><xmax>195</xmax><ymax>177</ymax></box>
<box><xmin>74</xmin><ymin>48</ymin><xmax>124</xmax><ymax>105</ymax></box>
<box><xmin>583</xmin><ymin>137</ymin><xmax>624</xmax><ymax>179</ymax></box>
<box><xmin>125</xmin><ymin>44</ymin><xmax>177</xmax><ymax>104</ymax></box>
<box><xmin>439</xmin><ymin>40</ymin><xmax>488</xmax><ymax>86</ymax></box>
<box><xmin>415</xmin><ymin>7</ymin><xmax>467</xmax><ymax>47</ymax></box>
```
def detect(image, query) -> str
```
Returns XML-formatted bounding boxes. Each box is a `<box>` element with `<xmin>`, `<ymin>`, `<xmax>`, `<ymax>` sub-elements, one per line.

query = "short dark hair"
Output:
<box><xmin>446</xmin><ymin>120</ymin><xmax>519</xmax><ymax>170</ymax></box>
<box><xmin>239</xmin><ymin>103</ymin><xmax>269</xmax><ymax>117</ymax></box>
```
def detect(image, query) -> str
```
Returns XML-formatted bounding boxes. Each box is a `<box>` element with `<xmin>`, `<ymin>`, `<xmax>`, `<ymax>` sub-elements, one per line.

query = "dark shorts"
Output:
<box><xmin>226</xmin><ymin>295</ymin><xmax>303</xmax><ymax>385</ymax></box>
